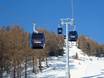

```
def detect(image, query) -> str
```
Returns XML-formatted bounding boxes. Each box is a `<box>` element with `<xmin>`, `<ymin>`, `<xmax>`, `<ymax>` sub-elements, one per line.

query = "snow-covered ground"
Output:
<box><xmin>31</xmin><ymin>42</ymin><xmax>104</xmax><ymax>78</ymax></box>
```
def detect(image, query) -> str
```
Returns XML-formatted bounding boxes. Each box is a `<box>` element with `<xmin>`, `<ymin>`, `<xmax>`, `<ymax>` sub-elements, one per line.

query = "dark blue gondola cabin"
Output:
<box><xmin>57</xmin><ymin>27</ymin><xmax>63</xmax><ymax>34</ymax></box>
<box><xmin>31</xmin><ymin>32</ymin><xmax>45</xmax><ymax>49</ymax></box>
<box><xmin>68</xmin><ymin>31</ymin><xmax>78</xmax><ymax>41</ymax></box>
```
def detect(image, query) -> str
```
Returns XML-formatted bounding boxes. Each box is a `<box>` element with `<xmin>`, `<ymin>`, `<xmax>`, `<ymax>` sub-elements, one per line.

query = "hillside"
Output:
<box><xmin>26</xmin><ymin>42</ymin><xmax>104</xmax><ymax>78</ymax></box>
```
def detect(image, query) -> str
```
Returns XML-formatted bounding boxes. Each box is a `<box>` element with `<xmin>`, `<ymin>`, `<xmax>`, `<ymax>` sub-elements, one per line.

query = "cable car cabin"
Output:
<box><xmin>64</xmin><ymin>35</ymin><xmax>66</xmax><ymax>39</ymax></box>
<box><xmin>31</xmin><ymin>32</ymin><xmax>45</xmax><ymax>49</ymax></box>
<box><xmin>57</xmin><ymin>27</ymin><xmax>63</xmax><ymax>34</ymax></box>
<box><xmin>68</xmin><ymin>31</ymin><xmax>78</xmax><ymax>41</ymax></box>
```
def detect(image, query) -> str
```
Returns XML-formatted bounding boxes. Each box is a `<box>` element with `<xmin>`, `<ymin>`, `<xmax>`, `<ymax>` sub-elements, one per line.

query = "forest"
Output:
<box><xmin>0</xmin><ymin>25</ymin><xmax>104</xmax><ymax>78</ymax></box>
<box><xmin>78</xmin><ymin>35</ymin><xmax>104</xmax><ymax>57</ymax></box>
<box><xmin>0</xmin><ymin>25</ymin><xmax>64</xmax><ymax>78</ymax></box>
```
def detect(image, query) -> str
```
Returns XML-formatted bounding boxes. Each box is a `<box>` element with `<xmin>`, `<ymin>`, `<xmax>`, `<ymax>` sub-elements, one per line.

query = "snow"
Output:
<box><xmin>5</xmin><ymin>42</ymin><xmax>104</xmax><ymax>78</ymax></box>
<box><xmin>33</xmin><ymin>42</ymin><xmax>104</xmax><ymax>78</ymax></box>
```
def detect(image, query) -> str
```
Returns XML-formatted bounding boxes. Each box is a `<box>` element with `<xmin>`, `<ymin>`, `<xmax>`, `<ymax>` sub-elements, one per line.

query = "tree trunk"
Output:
<box><xmin>0</xmin><ymin>66</ymin><xmax>3</xmax><ymax>78</ymax></box>
<box><xmin>19</xmin><ymin>64</ymin><xmax>21</xmax><ymax>78</ymax></box>
<box><xmin>39</xmin><ymin>58</ymin><xmax>42</xmax><ymax>72</ymax></box>
<box><xmin>32</xmin><ymin>56</ymin><xmax>35</xmax><ymax>73</ymax></box>
<box><xmin>25</xmin><ymin>57</ymin><xmax>27</xmax><ymax>78</ymax></box>
<box><xmin>17</xmin><ymin>63</ymin><xmax>21</xmax><ymax>78</ymax></box>
<box><xmin>13</xmin><ymin>64</ymin><xmax>16</xmax><ymax>78</ymax></box>
<box><xmin>45</xmin><ymin>58</ymin><xmax>49</xmax><ymax>67</ymax></box>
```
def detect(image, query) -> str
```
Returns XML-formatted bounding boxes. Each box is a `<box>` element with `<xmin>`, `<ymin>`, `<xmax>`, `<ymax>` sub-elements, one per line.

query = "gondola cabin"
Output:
<box><xmin>68</xmin><ymin>31</ymin><xmax>78</xmax><ymax>41</ymax></box>
<box><xmin>57</xmin><ymin>27</ymin><xmax>63</xmax><ymax>34</ymax></box>
<box><xmin>31</xmin><ymin>32</ymin><xmax>45</xmax><ymax>49</ymax></box>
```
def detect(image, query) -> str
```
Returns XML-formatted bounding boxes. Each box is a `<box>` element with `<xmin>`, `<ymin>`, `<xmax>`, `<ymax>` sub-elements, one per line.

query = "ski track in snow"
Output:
<box><xmin>35</xmin><ymin>43</ymin><xmax>104</xmax><ymax>78</ymax></box>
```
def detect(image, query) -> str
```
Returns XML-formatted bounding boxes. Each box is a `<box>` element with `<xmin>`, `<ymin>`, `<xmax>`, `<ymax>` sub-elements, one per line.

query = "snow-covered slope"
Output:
<box><xmin>33</xmin><ymin>42</ymin><xmax>104</xmax><ymax>78</ymax></box>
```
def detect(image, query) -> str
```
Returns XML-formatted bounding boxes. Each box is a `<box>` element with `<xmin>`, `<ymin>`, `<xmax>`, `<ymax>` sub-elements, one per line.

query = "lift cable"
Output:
<box><xmin>70</xmin><ymin>0</ymin><xmax>76</xmax><ymax>31</ymax></box>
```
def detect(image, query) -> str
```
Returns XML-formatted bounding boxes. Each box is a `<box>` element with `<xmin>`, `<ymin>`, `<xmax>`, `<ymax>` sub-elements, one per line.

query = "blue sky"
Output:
<box><xmin>0</xmin><ymin>0</ymin><xmax>104</xmax><ymax>43</ymax></box>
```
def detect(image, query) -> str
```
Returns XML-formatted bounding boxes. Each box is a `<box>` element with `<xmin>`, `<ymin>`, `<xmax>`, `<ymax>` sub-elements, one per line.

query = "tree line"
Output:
<box><xmin>0</xmin><ymin>25</ymin><xmax>64</xmax><ymax>78</ymax></box>
<box><xmin>78</xmin><ymin>35</ymin><xmax>104</xmax><ymax>57</ymax></box>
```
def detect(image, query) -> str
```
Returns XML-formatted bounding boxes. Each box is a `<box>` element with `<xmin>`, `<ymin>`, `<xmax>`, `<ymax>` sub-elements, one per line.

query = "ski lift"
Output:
<box><xmin>68</xmin><ymin>31</ymin><xmax>78</xmax><ymax>41</ymax></box>
<box><xmin>31</xmin><ymin>32</ymin><xmax>45</xmax><ymax>49</ymax></box>
<box><xmin>57</xmin><ymin>27</ymin><xmax>63</xmax><ymax>34</ymax></box>
<box><xmin>64</xmin><ymin>35</ymin><xmax>66</xmax><ymax>39</ymax></box>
